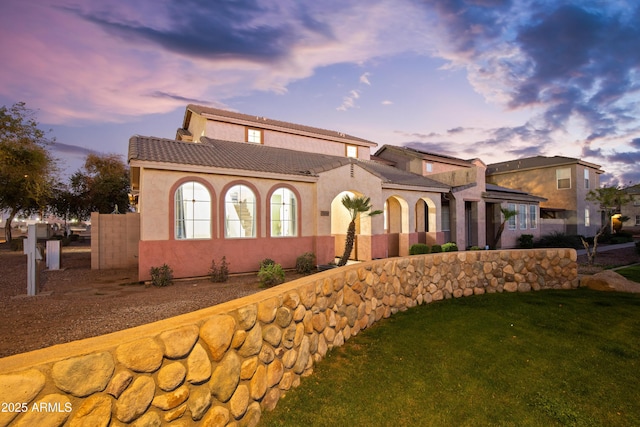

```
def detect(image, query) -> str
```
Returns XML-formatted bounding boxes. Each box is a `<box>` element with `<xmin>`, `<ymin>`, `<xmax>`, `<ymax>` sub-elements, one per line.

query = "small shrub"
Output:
<box><xmin>258</xmin><ymin>263</ymin><xmax>285</xmax><ymax>287</ymax></box>
<box><xmin>409</xmin><ymin>243</ymin><xmax>430</xmax><ymax>255</ymax></box>
<box><xmin>609</xmin><ymin>234</ymin><xmax>633</xmax><ymax>244</ymax></box>
<box><xmin>69</xmin><ymin>233</ymin><xmax>79</xmax><ymax>242</ymax></box>
<box><xmin>149</xmin><ymin>264</ymin><xmax>173</xmax><ymax>287</ymax></box>
<box><xmin>518</xmin><ymin>234</ymin><xmax>534</xmax><ymax>249</ymax></box>
<box><xmin>295</xmin><ymin>252</ymin><xmax>316</xmax><ymax>275</ymax></box>
<box><xmin>442</xmin><ymin>242</ymin><xmax>458</xmax><ymax>252</ymax></box>
<box><xmin>469</xmin><ymin>246</ymin><xmax>482</xmax><ymax>251</ymax></box>
<box><xmin>635</xmin><ymin>241</ymin><xmax>640</xmax><ymax>255</ymax></box>
<box><xmin>431</xmin><ymin>244</ymin><xmax>442</xmax><ymax>253</ymax></box>
<box><xmin>209</xmin><ymin>256</ymin><xmax>230</xmax><ymax>282</ymax></box>
<box><xmin>259</xmin><ymin>258</ymin><xmax>276</xmax><ymax>269</ymax></box>
<box><xmin>61</xmin><ymin>237</ymin><xmax>71</xmax><ymax>247</ymax></box>
<box><xmin>537</xmin><ymin>232</ymin><xmax>582</xmax><ymax>249</ymax></box>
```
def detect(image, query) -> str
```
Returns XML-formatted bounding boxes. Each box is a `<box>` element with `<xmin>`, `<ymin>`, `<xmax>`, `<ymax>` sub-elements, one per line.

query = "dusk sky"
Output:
<box><xmin>2</xmin><ymin>0</ymin><xmax>639</xmax><ymax>185</ymax></box>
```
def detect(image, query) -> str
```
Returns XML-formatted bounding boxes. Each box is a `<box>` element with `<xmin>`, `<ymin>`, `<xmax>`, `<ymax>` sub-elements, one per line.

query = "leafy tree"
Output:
<box><xmin>337</xmin><ymin>195</ymin><xmax>382</xmax><ymax>267</ymax></box>
<box><xmin>581</xmin><ymin>185</ymin><xmax>633</xmax><ymax>265</ymax></box>
<box><xmin>0</xmin><ymin>102</ymin><xmax>57</xmax><ymax>242</ymax></box>
<box><xmin>491</xmin><ymin>207</ymin><xmax>518</xmax><ymax>249</ymax></box>
<box><xmin>70</xmin><ymin>153</ymin><xmax>130</xmax><ymax>219</ymax></box>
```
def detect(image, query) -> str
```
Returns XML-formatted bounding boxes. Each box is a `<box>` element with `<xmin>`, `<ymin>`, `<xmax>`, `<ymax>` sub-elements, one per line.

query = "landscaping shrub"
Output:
<box><xmin>295</xmin><ymin>252</ymin><xmax>316</xmax><ymax>275</ymax></box>
<box><xmin>468</xmin><ymin>246</ymin><xmax>482</xmax><ymax>251</ymax></box>
<box><xmin>69</xmin><ymin>233</ymin><xmax>79</xmax><ymax>242</ymax></box>
<box><xmin>149</xmin><ymin>264</ymin><xmax>173</xmax><ymax>287</ymax></box>
<box><xmin>536</xmin><ymin>232</ymin><xmax>582</xmax><ymax>248</ymax></box>
<box><xmin>258</xmin><ymin>262</ymin><xmax>285</xmax><ymax>287</ymax></box>
<box><xmin>259</xmin><ymin>258</ymin><xmax>276</xmax><ymax>269</ymax></box>
<box><xmin>442</xmin><ymin>242</ymin><xmax>458</xmax><ymax>252</ymax></box>
<box><xmin>518</xmin><ymin>234</ymin><xmax>534</xmax><ymax>249</ymax></box>
<box><xmin>409</xmin><ymin>243</ymin><xmax>430</xmax><ymax>255</ymax></box>
<box><xmin>636</xmin><ymin>240</ymin><xmax>640</xmax><ymax>255</ymax></box>
<box><xmin>431</xmin><ymin>244</ymin><xmax>442</xmax><ymax>253</ymax></box>
<box><xmin>209</xmin><ymin>256</ymin><xmax>230</xmax><ymax>282</ymax></box>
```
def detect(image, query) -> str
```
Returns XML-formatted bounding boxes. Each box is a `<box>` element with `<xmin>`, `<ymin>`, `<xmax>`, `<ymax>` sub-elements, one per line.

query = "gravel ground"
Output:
<box><xmin>0</xmin><ymin>242</ymin><xmax>637</xmax><ymax>359</ymax></box>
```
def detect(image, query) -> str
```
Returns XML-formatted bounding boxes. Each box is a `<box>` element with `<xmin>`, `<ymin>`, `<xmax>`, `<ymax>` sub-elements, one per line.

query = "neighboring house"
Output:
<box><xmin>373</xmin><ymin>145</ymin><xmax>546</xmax><ymax>249</ymax></box>
<box><xmin>620</xmin><ymin>184</ymin><xmax>640</xmax><ymax>234</ymax></box>
<box><xmin>128</xmin><ymin>134</ymin><xmax>449</xmax><ymax>280</ymax></box>
<box><xmin>486</xmin><ymin>156</ymin><xmax>604</xmax><ymax>237</ymax></box>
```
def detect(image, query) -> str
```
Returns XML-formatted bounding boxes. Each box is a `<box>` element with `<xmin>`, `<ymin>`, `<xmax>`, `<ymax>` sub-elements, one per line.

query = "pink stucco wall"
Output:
<box><xmin>138</xmin><ymin>235</ymin><xmax>335</xmax><ymax>281</ymax></box>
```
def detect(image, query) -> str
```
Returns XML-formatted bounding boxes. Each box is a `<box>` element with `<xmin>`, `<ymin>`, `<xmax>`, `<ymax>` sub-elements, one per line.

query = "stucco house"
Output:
<box><xmin>373</xmin><ymin>145</ymin><xmax>546</xmax><ymax>249</ymax></box>
<box><xmin>486</xmin><ymin>156</ymin><xmax>604</xmax><ymax>237</ymax></box>
<box><xmin>620</xmin><ymin>184</ymin><xmax>640</xmax><ymax>234</ymax></box>
<box><xmin>128</xmin><ymin>113</ymin><xmax>450</xmax><ymax>280</ymax></box>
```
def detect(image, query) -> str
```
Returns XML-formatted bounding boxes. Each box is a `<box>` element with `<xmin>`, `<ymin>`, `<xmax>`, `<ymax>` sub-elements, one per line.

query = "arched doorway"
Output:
<box><xmin>384</xmin><ymin>195</ymin><xmax>408</xmax><ymax>257</ymax></box>
<box><xmin>330</xmin><ymin>190</ymin><xmax>362</xmax><ymax>261</ymax></box>
<box><xmin>415</xmin><ymin>197</ymin><xmax>438</xmax><ymax>246</ymax></box>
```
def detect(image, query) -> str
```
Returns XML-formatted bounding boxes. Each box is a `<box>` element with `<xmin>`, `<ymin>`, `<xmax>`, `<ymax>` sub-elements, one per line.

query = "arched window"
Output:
<box><xmin>225</xmin><ymin>184</ymin><xmax>256</xmax><ymax>238</ymax></box>
<box><xmin>175</xmin><ymin>181</ymin><xmax>211</xmax><ymax>239</ymax></box>
<box><xmin>270</xmin><ymin>187</ymin><xmax>297</xmax><ymax>237</ymax></box>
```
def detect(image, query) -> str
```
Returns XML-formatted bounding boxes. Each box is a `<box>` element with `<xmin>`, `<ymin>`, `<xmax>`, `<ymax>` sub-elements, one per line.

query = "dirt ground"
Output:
<box><xmin>0</xmin><ymin>242</ymin><xmax>638</xmax><ymax>359</ymax></box>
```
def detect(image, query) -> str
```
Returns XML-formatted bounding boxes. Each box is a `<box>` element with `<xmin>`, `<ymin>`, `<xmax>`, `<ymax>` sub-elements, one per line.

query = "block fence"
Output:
<box><xmin>0</xmin><ymin>249</ymin><xmax>578</xmax><ymax>426</ymax></box>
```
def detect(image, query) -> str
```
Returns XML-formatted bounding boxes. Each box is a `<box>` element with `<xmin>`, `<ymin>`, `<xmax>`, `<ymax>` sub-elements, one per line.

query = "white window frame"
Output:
<box><xmin>519</xmin><ymin>204</ymin><xmax>527</xmax><ymax>230</ymax></box>
<box><xmin>425</xmin><ymin>162</ymin><xmax>433</xmax><ymax>173</ymax></box>
<box><xmin>507</xmin><ymin>203</ymin><xmax>517</xmax><ymax>230</ymax></box>
<box><xmin>270</xmin><ymin>187</ymin><xmax>297</xmax><ymax>237</ymax></box>
<box><xmin>224</xmin><ymin>184</ymin><xmax>256</xmax><ymax>238</ymax></box>
<box><xmin>175</xmin><ymin>181</ymin><xmax>211</xmax><ymax>239</ymax></box>
<box><xmin>557</xmin><ymin>168</ymin><xmax>571</xmax><ymax>189</ymax></box>
<box><xmin>585</xmin><ymin>208</ymin><xmax>590</xmax><ymax>227</ymax></box>
<box><xmin>346</xmin><ymin>145</ymin><xmax>358</xmax><ymax>158</ymax></box>
<box><xmin>584</xmin><ymin>169</ymin><xmax>590</xmax><ymax>189</ymax></box>
<box><xmin>529</xmin><ymin>205</ymin><xmax>537</xmax><ymax>229</ymax></box>
<box><xmin>247</xmin><ymin>128</ymin><xmax>262</xmax><ymax>144</ymax></box>
<box><xmin>635</xmin><ymin>215</ymin><xmax>640</xmax><ymax>226</ymax></box>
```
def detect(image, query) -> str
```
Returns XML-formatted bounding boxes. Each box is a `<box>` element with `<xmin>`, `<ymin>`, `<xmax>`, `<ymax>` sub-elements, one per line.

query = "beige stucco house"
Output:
<box><xmin>128</xmin><ymin>107</ymin><xmax>450</xmax><ymax>280</ymax></box>
<box><xmin>374</xmin><ymin>145</ymin><xmax>546</xmax><ymax>249</ymax></box>
<box><xmin>486</xmin><ymin>156</ymin><xmax>604</xmax><ymax>237</ymax></box>
<box><xmin>620</xmin><ymin>184</ymin><xmax>640</xmax><ymax>234</ymax></box>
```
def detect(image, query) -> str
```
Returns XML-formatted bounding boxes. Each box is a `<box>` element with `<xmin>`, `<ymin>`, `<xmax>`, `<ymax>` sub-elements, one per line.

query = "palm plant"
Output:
<box><xmin>491</xmin><ymin>207</ymin><xmax>518</xmax><ymax>249</ymax></box>
<box><xmin>337</xmin><ymin>195</ymin><xmax>382</xmax><ymax>266</ymax></box>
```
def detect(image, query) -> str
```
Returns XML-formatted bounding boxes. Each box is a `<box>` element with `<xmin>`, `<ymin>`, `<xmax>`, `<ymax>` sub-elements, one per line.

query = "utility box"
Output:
<box><xmin>36</xmin><ymin>223</ymin><xmax>51</xmax><ymax>239</ymax></box>
<box><xmin>46</xmin><ymin>239</ymin><xmax>61</xmax><ymax>270</ymax></box>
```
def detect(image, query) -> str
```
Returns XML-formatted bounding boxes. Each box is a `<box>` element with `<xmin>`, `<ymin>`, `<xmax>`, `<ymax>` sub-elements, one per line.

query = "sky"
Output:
<box><xmin>1</xmin><ymin>0</ymin><xmax>640</xmax><ymax>185</ymax></box>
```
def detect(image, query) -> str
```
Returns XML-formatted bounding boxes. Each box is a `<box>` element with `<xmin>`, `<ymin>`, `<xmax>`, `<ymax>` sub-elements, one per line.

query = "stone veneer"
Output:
<box><xmin>0</xmin><ymin>249</ymin><xmax>577</xmax><ymax>426</ymax></box>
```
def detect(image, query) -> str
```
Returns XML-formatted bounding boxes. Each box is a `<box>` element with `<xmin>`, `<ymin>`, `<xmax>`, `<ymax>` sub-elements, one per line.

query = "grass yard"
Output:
<box><xmin>261</xmin><ymin>289</ymin><xmax>640</xmax><ymax>427</ymax></box>
<box><xmin>616</xmin><ymin>264</ymin><xmax>640</xmax><ymax>283</ymax></box>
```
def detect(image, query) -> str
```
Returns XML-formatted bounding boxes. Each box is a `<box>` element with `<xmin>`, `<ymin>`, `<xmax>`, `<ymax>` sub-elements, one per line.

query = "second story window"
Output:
<box><xmin>584</xmin><ymin>169</ymin><xmax>590</xmax><ymax>189</ymax></box>
<box><xmin>346</xmin><ymin>145</ymin><xmax>358</xmax><ymax>158</ymax></box>
<box><xmin>556</xmin><ymin>168</ymin><xmax>571</xmax><ymax>189</ymax></box>
<box><xmin>425</xmin><ymin>162</ymin><xmax>433</xmax><ymax>173</ymax></box>
<box><xmin>247</xmin><ymin>128</ymin><xmax>262</xmax><ymax>144</ymax></box>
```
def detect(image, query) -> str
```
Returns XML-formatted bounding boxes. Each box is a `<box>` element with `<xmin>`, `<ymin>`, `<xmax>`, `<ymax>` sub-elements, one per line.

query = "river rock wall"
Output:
<box><xmin>0</xmin><ymin>249</ymin><xmax>577</xmax><ymax>426</ymax></box>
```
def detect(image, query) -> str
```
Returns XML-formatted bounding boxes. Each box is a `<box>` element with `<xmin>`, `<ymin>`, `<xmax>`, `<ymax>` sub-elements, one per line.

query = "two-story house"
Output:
<box><xmin>486</xmin><ymin>156</ymin><xmax>604</xmax><ymax>237</ymax></box>
<box><xmin>620</xmin><ymin>184</ymin><xmax>640</xmax><ymax>234</ymax></box>
<box><xmin>373</xmin><ymin>145</ymin><xmax>546</xmax><ymax>249</ymax></box>
<box><xmin>128</xmin><ymin>106</ymin><xmax>450</xmax><ymax>280</ymax></box>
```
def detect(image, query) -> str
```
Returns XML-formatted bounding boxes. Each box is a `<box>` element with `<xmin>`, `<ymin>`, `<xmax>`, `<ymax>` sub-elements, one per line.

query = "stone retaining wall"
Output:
<box><xmin>0</xmin><ymin>249</ymin><xmax>577</xmax><ymax>426</ymax></box>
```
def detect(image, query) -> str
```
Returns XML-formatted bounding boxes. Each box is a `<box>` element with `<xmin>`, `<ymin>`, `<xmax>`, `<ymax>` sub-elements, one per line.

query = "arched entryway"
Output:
<box><xmin>384</xmin><ymin>195</ymin><xmax>408</xmax><ymax>257</ymax></box>
<box><xmin>415</xmin><ymin>196</ymin><xmax>438</xmax><ymax>246</ymax></box>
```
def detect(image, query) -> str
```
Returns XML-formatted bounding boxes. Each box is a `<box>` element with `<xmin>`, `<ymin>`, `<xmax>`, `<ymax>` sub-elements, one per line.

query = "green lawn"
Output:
<box><xmin>261</xmin><ymin>289</ymin><xmax>640</xmax><ymax>427</ymax></box>
<box><xmin>616</xmin><ymin>264</ymin><xmax>640</xmax><ymax>283</ymax></box>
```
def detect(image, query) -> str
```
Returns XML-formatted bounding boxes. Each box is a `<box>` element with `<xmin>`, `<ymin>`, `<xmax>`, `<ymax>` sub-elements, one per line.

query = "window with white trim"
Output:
<box><xmin>225</xmin><ymin>184</ymin><xmax>256</xmax><ymax>238</ymax></box>
<box><xmin>346</xmin><ymin>145</ymin><xmax>358</xmax><ymax>158</ymax></box>
<box><xmin>270</xmin><ymin>187</ymin><xmax>297</xmax><ymax>237</ymax></box>
<box><xmin>247</xmin><ymin>128</ymin><xmax>262</xmax><ymax>144</ymax></box>
<box><xmin>585</xmin><ymin>208</ymin><xmax>590</xmax><ymax>227</ymax></box>
<box><xmin>507</xmin><ymin>203</ymin><xmax>516</xmax><ymax>230</ymax></box>
<box><xmin>519</xmin><ymin>204</ymin><xmax>527</xmax><ymax>229</ymax></box>
<box><xmin>557</xmin><ymin>168</ymin><xmax>571</xmax><ymax>189</ymax></box>
<box><xmin>425</xmin><ymin>162</ymin><xmax>433</xmax><ymax>173</ymax></box>
<box><xmin>175</xmin><ymin>181</ymin><xmax>211</xmax><ymax>239</ymax></box>
<box><xmin>529</xmin><ymin>205</ymin><xmax>537</xmax><ymax>229</ymax></box>
<box><xmin>635</xmin><ymin>215</ymin><xmax>640</xmax><ymax>226</ymax></box>
<box><xmin>584</xmin><ymin>169</ymin><xmax>590</xmax><ymax>189</ymax></box>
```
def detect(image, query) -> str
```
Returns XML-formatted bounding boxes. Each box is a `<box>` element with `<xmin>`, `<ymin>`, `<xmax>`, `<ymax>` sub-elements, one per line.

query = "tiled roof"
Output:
<box><xmin>375</xmin><ymin>144</ymin><xmax>475</xmax><ymax>166</ymax></box>
<box><xmin>484</xmin><ymin>184</ymin><xmax>547</xmax><ymax>202</ymax></box>
<box><xmin>129</xmin><ymin>135</ymin><xmax>449</xmax><ymax>190</ymax></box>
<box><xmin>486</xmin><ymin>155</ymin><xmax>602</xmax><ymax>174</ymax></box>
<box><xmin>185</xmin><ymin>104</ymin><xmax>377</xmax><ymax>147</ymax></box>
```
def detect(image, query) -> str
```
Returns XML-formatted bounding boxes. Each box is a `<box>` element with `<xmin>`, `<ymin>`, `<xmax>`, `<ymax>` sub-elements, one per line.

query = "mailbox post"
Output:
<box><xmin>23</xmin><ymin>224</ymin><xmax>42</xmax><ymax>296</ymax></box>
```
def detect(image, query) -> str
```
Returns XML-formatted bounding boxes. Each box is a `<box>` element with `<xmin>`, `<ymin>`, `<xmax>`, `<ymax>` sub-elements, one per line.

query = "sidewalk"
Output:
<box><xmin>575</xmin><ymin>241</ymin><xmax>637</xmax><ymax>256</ymax></box>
